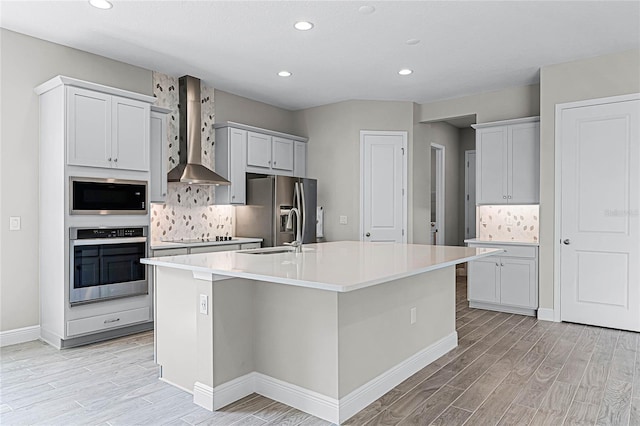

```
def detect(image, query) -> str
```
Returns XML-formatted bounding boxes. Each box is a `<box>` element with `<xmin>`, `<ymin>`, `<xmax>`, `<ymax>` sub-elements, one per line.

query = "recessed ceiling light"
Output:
<box><xmin>294</xmin><ymin>21</ymin><xmax>314</xmax><ymax>31</ymax></box>
<box><xmin>89</xmin><ymin>0</ymin><xmax>113</xmax><ymax>9</ymax></box>
<box><xmin>278</xmin><ymin>71</ymin><xmax>292</xmax><ymax>77</ymax></box>
<box><xmin>398</xmin><ymin>69</ymin><xmax>413</xmax><ymax>76</ymax></box>
<box><xmin>358</xmin><ymin>5</ymin><xmax>376</xmax><ymax>15</ymax></box>
<box><xmin>406</xmin><ymin>39</ymin><xmax>421</xmax><ymax>45</ymax></box>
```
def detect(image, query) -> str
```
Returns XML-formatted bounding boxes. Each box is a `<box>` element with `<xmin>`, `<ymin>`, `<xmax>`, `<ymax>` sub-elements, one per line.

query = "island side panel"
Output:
<box><xmin>337</xmin><ymin>266</ymin><xmax>456</xmax><ymax>398</ymax></box>
<box><xmin>253</xmin><ymin>281</ymin><xmax>340</xmax><ymax>400</ymax></box>
<box><xmin>155</xmin><ymin>267</ymin><xmax>200</xmax><ymax>392</ymax></box>
<box><xmin>212</xmin><ymin>278</ymin><xmax>255</xmax><ymax>387</ymax></box>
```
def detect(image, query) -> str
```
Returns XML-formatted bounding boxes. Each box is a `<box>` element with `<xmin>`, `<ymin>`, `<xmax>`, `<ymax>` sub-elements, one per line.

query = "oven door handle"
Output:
<box><xmin>71</xmin><ymin>237</ymin><xmax>148</xmax><ymax>246</ymax></box>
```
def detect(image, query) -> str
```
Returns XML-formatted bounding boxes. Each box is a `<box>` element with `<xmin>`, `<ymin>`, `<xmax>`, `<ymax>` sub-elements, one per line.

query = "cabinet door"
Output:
<box><xmin>247</xmin><ymin>132</ymin><xmax>272</xmax><ymax>168</ymax></box>
<box><xmin>111</xmin><ymin>96</ymin><xmax>150</xmax><ymax>171</ymax></box>
<box><xmin>500</xmin><ymin>258</ymin><xmax>537</xmax><ymax>308</ymax></box>
<box><xmin>66</xmin><ymin>87</ymin><xmax>112</xmax><ymax>168</ymax></box>
<box><xmin>508</xmin><ymin>123</ymin><xmax>540</xmax><ymax>204</ymax></box>
<box><xmin>229</xmin><ymin>128</ymin><xmax>247</xmax><ymax>204</ymax></box>
<box><xmin>149</xmin><ymin>111</ymin><xmax>168</xmax><ymax>203</ymax></box>
<box><xmin>294</xmin><ymin>141</ymin><xmax>307</xmax><ymax>177</ymax></box>
<box><xmin>272</xmin><ymin>137</ymin><xmax>294</xmax><ymax>171</ymax></box>
<box><xmin>476</xmin><ymin>128</ymin><xmax>508</xmax><ymax>204</ymax></box>
<box><xmin>468</xmin><ymin>257</ymin><xmax>500</xmax><ymax>303</ymax></box>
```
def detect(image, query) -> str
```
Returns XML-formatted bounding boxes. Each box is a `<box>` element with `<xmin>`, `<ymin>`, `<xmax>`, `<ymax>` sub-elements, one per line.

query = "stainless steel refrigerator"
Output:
<box><xmin>235</xmin><ymin>174</ymin><xmax>317</xmax><ymax>247</ymax></box>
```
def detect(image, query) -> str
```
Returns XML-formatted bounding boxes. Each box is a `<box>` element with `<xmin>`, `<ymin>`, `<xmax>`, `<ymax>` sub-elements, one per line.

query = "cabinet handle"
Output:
<box><xmin>104</xmin><ymin>318</ymin><xmax>120</xmax><ymax>324</ymax></box>
<box><xmin>108</xmin><ymin>158</ymin><xmax>112</xmax><ymax>162</ymax></box>
<box><xmin>501</xmin><ymin>263</ymin><xmax>504</xmax><ymax>266</ymax></box>
<box><xmin>162</xmin><ymin>193</ymin><xmax>166</xmax><ymax>197</ymax></box>
<box><xmin>268</xmin><ymin>160</ymin><xmax>271</xmax><ymax>165</ymax></box>
<box><xmin>507</xmin><ymin>195</ymin><xmax>511</xmax><ymax>199</ymax></box>
<box><xmin>232</xmin><ymin>195</ymin><xmax>236</xmax><ymax>199</ymax></box>
<box><xmin>274</xmin><ymin>161</ymin><xmax>277</xmax><ymax>165</ymax></box>
<box><xmin>503</xmin><ymin>195</ymin><xmax>507</xmax><ymax>199</ymax></box>
<box><xmin>114</xmin><ymin>158</ymin><xmax>118</xmax><ymax>163</ymax></box>
<box><xmin>496</xmin><ymin>262</ymin><xmax>499</xmax><ymax>267</ymax></box>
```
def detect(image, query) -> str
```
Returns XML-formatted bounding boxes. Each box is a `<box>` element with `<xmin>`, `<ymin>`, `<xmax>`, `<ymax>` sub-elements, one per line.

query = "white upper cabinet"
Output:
<box><xmin>294</xmin><ymin>141</ymin><xmax>307</xmax><ymax>178</ymax></box>
<box><xmin>215</xmin><ymin>127</ymin><xmax>247</xmax><ymax>205</ymax></box>
<box><xmin>149</xmin><ymin>107</ymin><xmax>170</xmax><ymax>203</ymax></box>
<box><xmin>271</xmin><ymin>137</ymin><xmax>294</xmax><ymax>171</ymax></box>
<box><xmin>66</xmin><ymin>85</ymin><xmax>150</xmax><ymax>172</ymax></box>
<box><xmin>247</xmin><ymin>131</ymin><xmax>272</xmax><ymax>169</ymax></box>
<box><xmin>474</xmin><ymin>117</ymin><xmax>539</xmax><ymax>205</ymax></box>
<box><xmin>67</xmin><ymin>87</ymin><xmax>112</xmax><ymax>169</ymax></box>
<box><xmin>215</xmin><ymin>122</ymin><xmax>307</xmax><ymax>185</ymax></box>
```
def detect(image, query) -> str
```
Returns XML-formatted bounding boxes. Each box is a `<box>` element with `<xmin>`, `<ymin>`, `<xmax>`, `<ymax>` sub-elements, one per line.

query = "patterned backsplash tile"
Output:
<box><xmin>150</xmin><ymin>71</ymin><xmax>232</xmax><ymax>242</ymax></box>
<box><xmin>477</xmin><ymin>205</ymin><xmax>539</xmax><ymax>243</ymax></box>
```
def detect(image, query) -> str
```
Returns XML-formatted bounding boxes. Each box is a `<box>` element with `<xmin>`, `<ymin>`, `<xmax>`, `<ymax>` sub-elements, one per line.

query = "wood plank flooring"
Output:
<box><xmin>1</xmin><ymin>276</ymin><xmax>638</xmax><ymax>425</ymax></box>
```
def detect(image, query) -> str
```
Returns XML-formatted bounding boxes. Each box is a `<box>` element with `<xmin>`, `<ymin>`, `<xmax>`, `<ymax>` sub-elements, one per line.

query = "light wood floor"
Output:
<box><xmin>1</xmin><ymin>277</ymin><xmax>638</xmax><ymax>425</ymax></box>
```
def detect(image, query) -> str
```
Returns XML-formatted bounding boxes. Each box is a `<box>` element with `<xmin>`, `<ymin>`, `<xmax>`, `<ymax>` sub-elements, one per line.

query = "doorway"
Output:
<box><xmin>430</xmin><ymin>143</ymin><xmax>445</xmax><ymax>245</ymax></box>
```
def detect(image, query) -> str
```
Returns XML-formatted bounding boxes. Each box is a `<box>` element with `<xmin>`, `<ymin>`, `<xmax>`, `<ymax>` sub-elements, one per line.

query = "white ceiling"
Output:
<box><xmin>1</xmin><ymin>1</ymin><xmax>638</xmax><ymax>111</ymax></box>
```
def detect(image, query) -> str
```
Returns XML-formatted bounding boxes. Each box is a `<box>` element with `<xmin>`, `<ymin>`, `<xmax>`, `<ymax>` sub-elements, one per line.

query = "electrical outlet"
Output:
<box><xmin>9</xmin><ymin>216</ymin><xmax>21</xmax><ymax>231</ymax></box>
<box><xmin>410</xmin><ymin>307</ymin><xmax>417</xmax><ymax>325</ymax></box>
<box><xmin>339</xmin><ymin>215</ymin><xmax>348</xmax><ymax>225</ymax></box>
<box><xmin>199</xmin><ymin>294</ymin><xmax>208</xmax><ymax>315</ymax></box>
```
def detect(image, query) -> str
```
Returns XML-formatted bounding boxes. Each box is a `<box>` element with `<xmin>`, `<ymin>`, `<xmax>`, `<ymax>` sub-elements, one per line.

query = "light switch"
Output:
<box><xmin>9</xmin><ymin>216</ymin><xmax>21</xmax><ymax>231</ymax></box>
<box><xmin>339</xmin><ymin>215</ymin><xmax>348</xmax><ymax>225</ymax></box>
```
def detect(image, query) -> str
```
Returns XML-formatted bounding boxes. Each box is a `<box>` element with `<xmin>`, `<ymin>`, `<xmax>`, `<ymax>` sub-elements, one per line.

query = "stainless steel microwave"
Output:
<box><xmin>70</xmin><ymin>177</ymin><xmax>147</xmax><ymax>215</ymax></box>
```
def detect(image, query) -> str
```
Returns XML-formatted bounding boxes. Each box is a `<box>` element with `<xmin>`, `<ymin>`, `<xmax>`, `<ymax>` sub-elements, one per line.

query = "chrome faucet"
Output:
<box><xmin>284</xmin><ymin>207</ymin><xmax>302</xmax><ymax>253</ymax></box>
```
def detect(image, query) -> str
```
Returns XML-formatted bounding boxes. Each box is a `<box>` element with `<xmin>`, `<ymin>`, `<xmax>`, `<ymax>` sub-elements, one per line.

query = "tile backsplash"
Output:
<box><xmin>150</xmin><ymin>71</ymin><xmax>233</xmax><ymax>242</ymax></box>
<box><xmin>477</xmin><ymin>205</ymin><xmax>539</xmax><ymax>243</ymax></box>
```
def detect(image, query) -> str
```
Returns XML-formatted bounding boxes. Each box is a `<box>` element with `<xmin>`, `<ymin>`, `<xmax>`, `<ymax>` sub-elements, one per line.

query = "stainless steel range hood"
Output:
<box><xmin>167</xmin><ymin>75</ymin><xmax>230</xmax><ymax>186</ymax></box>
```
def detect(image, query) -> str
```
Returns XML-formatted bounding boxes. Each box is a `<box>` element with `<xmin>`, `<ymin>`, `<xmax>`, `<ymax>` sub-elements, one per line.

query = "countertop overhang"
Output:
<box><xmin>142</xmin><ymin>241</ymin><xmax>502</xmax><ymax>292</ymax></box>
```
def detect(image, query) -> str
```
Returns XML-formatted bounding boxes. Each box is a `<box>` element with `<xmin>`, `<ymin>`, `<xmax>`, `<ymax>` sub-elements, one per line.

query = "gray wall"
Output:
<box><xmin>293</xmin><ymin>100</ymin><xmax>414</xmax><ymax>242</ymax></box>
<box><xmin>418</xmin><ymin>84</ymin><xmax>540</xmax><ymax>124</ymax></box>
<box><xmin>0</xmin><ymin>29</ymin><xmax>152</xmax><ymax>332</ymax></box>
<box><xmin>538</xmin><ymin>49</ymin><xmax>640</xmax><ymax>311</ymax></box>
<box><xmin>214</xmin><ymin>89</ymin><xmax>297</xmax><ymax>135</ymax></box>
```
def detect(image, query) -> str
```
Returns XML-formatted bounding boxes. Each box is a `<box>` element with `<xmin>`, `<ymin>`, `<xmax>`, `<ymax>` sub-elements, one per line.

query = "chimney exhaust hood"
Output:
<box><xmin>167</xmin><ymin>75</ymin><xmax>230</xmax><ymax>186</ymax></box>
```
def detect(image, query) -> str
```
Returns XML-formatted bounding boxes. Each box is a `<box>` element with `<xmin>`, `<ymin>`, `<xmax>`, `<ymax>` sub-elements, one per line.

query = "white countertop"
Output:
<box><xmin>142</xmin><ymin>241</ymin><xmax>502</xmax><ymax>292</ymax></box>
<box><xmin>150</xmin><ymin>237</ymin><xmax>262</xmax><ymax>250</ymax></box>
<box><xmin>464</xmin><ymin>238</ymin><xmax>539</xmax><ymax>247</ymax></box>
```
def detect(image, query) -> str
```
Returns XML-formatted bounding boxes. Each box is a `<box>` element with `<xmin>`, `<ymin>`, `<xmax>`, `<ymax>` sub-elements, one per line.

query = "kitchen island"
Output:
<box><xmin>142</xmin><ymin>241</ymin><xmax>500</xmax><ymax>424</ymax></box>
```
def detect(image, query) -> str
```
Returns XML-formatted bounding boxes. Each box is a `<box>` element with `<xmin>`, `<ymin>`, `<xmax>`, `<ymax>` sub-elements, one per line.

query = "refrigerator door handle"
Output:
<box><xmin>300</xmin><ymin>181</ymin><xmax>306</xmax><ymax>242</ymax></box>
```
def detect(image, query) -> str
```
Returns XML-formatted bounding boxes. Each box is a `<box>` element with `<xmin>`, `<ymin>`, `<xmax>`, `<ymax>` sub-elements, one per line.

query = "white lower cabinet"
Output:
<box><xmin>467</xmin><ymin>242</ymin><xmax>538</xmax><ymax>316</ymax></box>
<box><xmin>189</xmin><ymin>244</ymin><xmax>241</xmax><ymax>254</ymax></box>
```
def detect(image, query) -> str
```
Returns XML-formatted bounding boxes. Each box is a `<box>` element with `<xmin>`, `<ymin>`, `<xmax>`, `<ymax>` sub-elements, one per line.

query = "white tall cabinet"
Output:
<box><xmin>149</xmin><ymin>106</ymin><xmax>171</xmax><ymax>203</ymax></box>
<box><xmin>473</xmin><ymin>117</ymin><xmax>540</xmax><ymax>204</ymax></box>
<box><xmin>214</xmin><ymin>122</ymin><xmax>308</xmax><ymax>205</ymax></box>
<box><xmin>35</xmin><ymin>76</ymin><xmax>157</xmax><ymax>348</ymax></box>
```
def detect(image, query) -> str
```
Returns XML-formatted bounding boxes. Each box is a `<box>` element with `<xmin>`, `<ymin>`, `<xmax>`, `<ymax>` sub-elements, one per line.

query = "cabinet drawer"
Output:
<box><xmin>67</xmin><ymin>307</ymin><xmax>150</xmax><ymax>337</ymax></box>
<box><xmin>240</xmin><ymin>242</ymin><xmax>261</xmax><ymax>250</ymax></box>
<box><xmin>469</xmin><ymin>243</ymin><xmax>536</xmax><ymax>259</ymax></box>
<box><xmin>152</xmin><ymin>248</ymin><xmax>189</xmax><ymax>257</ymax></box>
<box><xmin>189</xmin><ymin>244</ymin><xmax>241</xmax><ymax>254</ymax></box>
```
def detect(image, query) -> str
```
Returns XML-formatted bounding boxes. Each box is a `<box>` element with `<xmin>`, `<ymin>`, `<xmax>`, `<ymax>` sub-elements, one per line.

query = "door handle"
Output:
<box><xmin>366</xmin><ymin>232</ymin><xmax>371</xmax><ymax>237</ymax></box>
<box><xmin>563</xmin><ymin>239</ymin><xmax>571</xmax><ymax>245</ymax></box>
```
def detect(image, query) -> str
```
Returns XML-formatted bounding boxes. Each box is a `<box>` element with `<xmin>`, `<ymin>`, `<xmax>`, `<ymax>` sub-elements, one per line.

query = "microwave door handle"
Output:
<box><xmin>71</xmin><ymin>237</ymin><xmax>148</xmax><ymax>246</ymax></box>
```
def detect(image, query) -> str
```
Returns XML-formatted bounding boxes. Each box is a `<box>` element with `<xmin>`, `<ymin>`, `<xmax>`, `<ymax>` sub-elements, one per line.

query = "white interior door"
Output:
<box><xmin>559</xmin><ymin>96</ymin><xmax>640</xmax><ymax>332</ymax></box>
<box><xmin>361</xmin><ymin>131</ymin><xmax>407</xmax><ymax>243</ymax></box>
<box><xmin>465</xmin><ymin>151</ymin><xmax>476</xmax><ymax>239</ymax></box>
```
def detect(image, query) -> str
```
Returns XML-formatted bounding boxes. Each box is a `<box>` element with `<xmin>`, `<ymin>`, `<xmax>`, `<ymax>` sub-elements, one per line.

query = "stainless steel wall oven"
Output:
<box><xmin>69</xmin><ymin>226</ymin><xmax>148</xmax><ymax>305</ymax></box>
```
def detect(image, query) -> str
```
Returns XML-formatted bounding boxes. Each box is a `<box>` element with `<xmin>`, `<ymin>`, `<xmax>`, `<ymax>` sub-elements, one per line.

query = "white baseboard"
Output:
<box><xmin>537</xmin><ymin>308</ymin><xmax>557</xmax><ymax>322</ymax></box>
<box><xmin>195</xmin><ymin>331</ymin><xmax>458</xmax><ymax>424</ymax></box>
<box><xmin>255</xmin><ymin>373</ymin><xmax>340</xmax><ymax>424</ymax></box>
<box><xmin>338</xmin><ymin>331</ymin><xmax>457</xmax><ymax>423</ymax></box>
<box><xmin>0</xmin><ymin>325</ymin><xmax>41</xmax><ymax>347</ymax></box>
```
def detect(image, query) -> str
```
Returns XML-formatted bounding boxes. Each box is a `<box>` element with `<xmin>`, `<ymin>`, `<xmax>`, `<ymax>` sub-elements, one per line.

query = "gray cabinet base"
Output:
<box><xmin>469</xmin><ymin>301</ymin><xmax>537</xmax><ymax>317</ymax></box>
